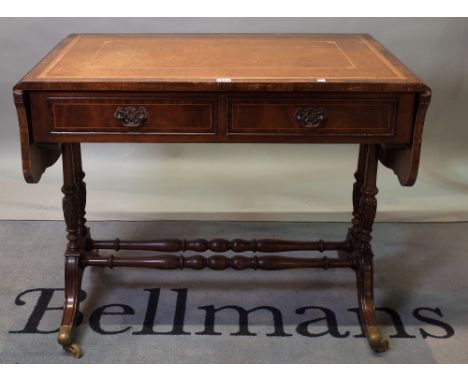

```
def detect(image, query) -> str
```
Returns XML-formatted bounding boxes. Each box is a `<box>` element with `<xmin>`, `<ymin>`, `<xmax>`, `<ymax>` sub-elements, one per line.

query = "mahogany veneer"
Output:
<box><xmin>13</xmin><ymin>34</ymin><xmax>431</xmax><ymax>358</ymax></box>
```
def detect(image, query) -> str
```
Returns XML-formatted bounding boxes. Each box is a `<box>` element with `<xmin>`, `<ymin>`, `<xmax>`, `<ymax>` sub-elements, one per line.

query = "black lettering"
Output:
<box><xmin>9</xmin><ymin>288</ymin><xmax>85</xmax><ymax>334</ymax></box>
<box><xmin>296</xmin><ymin>306</ymin><xmax>349</xmax><ymax>338</ymax></box>
<box><xmin>413</xmin><ymin>307</ymin><xmax>454</xmax><ymax>339</ymax></box>
<box><xmin>89</xmin><ymin>304</ymin><xmax>134</xmax><ymax>335</ymax></box>
<box><xmin>133</xmin><ymin>288</ymin><xmax>190</xmax><ymax>335</ymax></box>
<box><xmin>133</xmin><ymin>288</ymin><xmax>160</xmax><ymax>335</ymax></box>
<box><xmin>348</xmin><ymin>308</ymin><xmax>365</xmax><ymax>338</ymax></box>
<box><xmin>377</xmin><ymin>307</ymin><xmax>416</xmax><ymax>338</ymax></box>
<box><xmin>196</xmin><ymin>305</ymin><xmax>292</xmax><ymax>337</ymax></box>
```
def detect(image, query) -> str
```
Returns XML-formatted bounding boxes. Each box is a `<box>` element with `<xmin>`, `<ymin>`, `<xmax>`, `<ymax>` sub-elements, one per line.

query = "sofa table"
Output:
<box><xmin>13</xmin><ymin>34</ymin><xmax>431</xmax><ymax>358</ymax></box>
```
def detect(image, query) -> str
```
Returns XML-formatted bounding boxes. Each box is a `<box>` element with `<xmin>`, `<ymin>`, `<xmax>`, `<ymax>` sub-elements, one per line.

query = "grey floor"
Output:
<box><xmin>0</xmin><ymin>220</ymin><xmax>467</xmax><ymax>363</ymax></box>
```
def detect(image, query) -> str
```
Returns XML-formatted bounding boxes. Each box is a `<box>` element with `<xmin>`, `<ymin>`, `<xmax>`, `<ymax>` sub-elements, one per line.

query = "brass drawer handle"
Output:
<box><xmin>114</xmin><ymin>106</ymin><xmax>147</xmax><ymax>127</ymax></box>
<box><xmin>294</xmin><ymin>107</ymin><xmax>327</xmax><ymax>128</ymax></box>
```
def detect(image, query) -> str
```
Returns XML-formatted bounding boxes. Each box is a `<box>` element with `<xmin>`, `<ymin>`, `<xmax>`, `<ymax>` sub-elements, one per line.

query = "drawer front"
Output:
<box><xmin>228</xmin><ymin>97</ymin><xmax>399</xmax><ymax>137</ymax></box>
<box><xmin>47</xmin><ymin>96</ymin><xmax>216</xmax><ymax>135</ymax></box>
<box><xmin>29</xmin><ymin>92</ymin><xmax>414</xmax><ymax>144</ymax></box>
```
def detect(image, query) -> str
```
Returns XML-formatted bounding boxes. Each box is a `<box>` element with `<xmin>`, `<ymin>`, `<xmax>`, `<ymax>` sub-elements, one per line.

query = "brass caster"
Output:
<box><xmin>58</xmin><ymin>325</ymin><xmax>72</xmax><ymax>346</ymax></box>
<box><xmin>63</xmin><ymin>343</ymin><xmax>82</xmax><ymax>359</ymax></box>
<box><xmin>58</xmin><ymin>325</ymin><xmax>83</xmax><ymax>358</ymax></box>
<box><xmin>367</xmin><ymin>325</ymin><xmax>389</xmax><ymax>353</ymax></box>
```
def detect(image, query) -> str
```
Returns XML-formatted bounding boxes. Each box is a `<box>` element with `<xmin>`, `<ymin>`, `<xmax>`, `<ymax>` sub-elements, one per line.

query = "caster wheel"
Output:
<box><xmin>368</xmin><ymin>325</ymin><xmax>389</xmax><ymax>353</ymax></box>
<box><xmin>64</xmin><ymin>343</ymin><xmax>82</xmax><ymax>358</ymax></box>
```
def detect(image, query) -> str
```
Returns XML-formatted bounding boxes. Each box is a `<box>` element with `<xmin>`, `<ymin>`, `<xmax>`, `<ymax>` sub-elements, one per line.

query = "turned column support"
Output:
<box><xmin>354</xmin><ymin>144</ymin><xmax>389</xmax><ymax>353</ymax></box>
<box><xmin>62</xmin><ymin>144</ymin><xmax>81</xmax><ymax>252</ymax></box>
<box><xmin>71</xmin><ymin>144</ymin><xmax>88</xmax><ymax>238</ymax></box>
<box><xmin>59</xmin><ymin>143</ymin><xmax>87</xmax><ymax>358</ymax></box>
<box><xmin>347</xmin><ymin>144</ymin><xmax>368</xmax><ymax>248</ymax></box>
<box><xmin>358</xmin><ymin>145</ymin><xmax>379</xmax><ymax>254</ymax></box>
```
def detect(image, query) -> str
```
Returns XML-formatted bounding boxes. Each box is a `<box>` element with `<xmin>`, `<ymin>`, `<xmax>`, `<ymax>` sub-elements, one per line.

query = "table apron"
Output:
<box><xmin>28</xmin><ymin>91</ymin><xmax>416</xmax><ymax>144</ymax></box>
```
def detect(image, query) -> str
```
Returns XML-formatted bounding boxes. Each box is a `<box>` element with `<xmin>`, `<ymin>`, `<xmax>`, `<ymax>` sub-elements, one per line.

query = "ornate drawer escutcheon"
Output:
<box><xmin>114</xmin><ymin>106</ymin><xmax>148</xmax><ymax>127</ymax></box>
<box><xmin>294</xmin><ymin>107</ymin><xmax>328</xmax><ymax>128</ymax></box>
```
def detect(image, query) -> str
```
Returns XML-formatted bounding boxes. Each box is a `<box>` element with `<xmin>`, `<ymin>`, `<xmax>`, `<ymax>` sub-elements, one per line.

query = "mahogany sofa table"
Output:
<box><xmin>13</xmin><ymin>34</ymin><xmax>431</xmax><ymax>358</ymax></box>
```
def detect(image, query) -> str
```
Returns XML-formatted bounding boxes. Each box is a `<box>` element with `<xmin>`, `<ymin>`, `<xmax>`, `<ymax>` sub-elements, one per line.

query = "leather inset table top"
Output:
<box><xmin>17</xmin><ymin>34</ymin><xmax>426</xmax><ymax>92</ymax></box>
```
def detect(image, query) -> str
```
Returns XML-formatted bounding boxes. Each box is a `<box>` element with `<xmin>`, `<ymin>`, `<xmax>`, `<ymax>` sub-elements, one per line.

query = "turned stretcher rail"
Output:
<box><xmin>83</xmin><ymin>254</ymin><xmax>355</xmax><ymax>270</ymax></box>
<box><xmin>90</xmin><ymin>238</ymin><xmax>352</xmax><ymax>253</ymax></box>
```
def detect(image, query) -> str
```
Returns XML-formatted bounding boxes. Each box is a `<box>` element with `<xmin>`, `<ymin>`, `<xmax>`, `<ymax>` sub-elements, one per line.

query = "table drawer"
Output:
<box><xmin>45</xmin><ymin>96</ymin><xmax>216</xmax><ymax>135</ymax></box>
<box><xmin>30</xmin><ymin>92</ymin><xmax>414</xmax><ymax>144</ymax></box>
<box><xmin>228</xmin><ymin>97</ymin><xmax>400</xmax><ymax>137</ymax></box>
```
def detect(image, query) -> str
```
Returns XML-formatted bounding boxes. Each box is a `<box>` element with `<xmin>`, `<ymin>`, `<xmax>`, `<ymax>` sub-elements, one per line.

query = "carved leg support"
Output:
<box><xmin>339</xmin><ymin>145</ymin><xmax>368</xmax><ymax>260</ymax></box>
<box><xmin>355</xmin><ymin>144</ymin><xmax>389</xmax><ymax>353</ymax></box>
<box><xmin>72</xmin><ymin>144</ymin><xmax>88</xmax><ymax>240</ymax></box>
<box><xmin>58</xmin><ymin>144</ymin><xmax>87</xmax><ymax>358</ymax></box>
<box><xmin>58</xmin><ymin>256</ymin><xmax>83</xmax><ymax>358</ymax></box>
<box><xmin>54</xmin><ymin>142</ymin><xmax>388</xmax><ymax>356</ymax></box>
<box><xmin>349</xmin><ymin>144</ymin><xmax>368</xmax><ymax>247</ymax></box>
